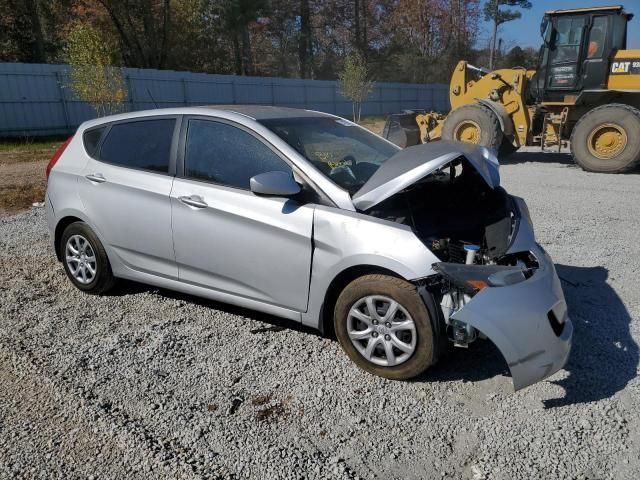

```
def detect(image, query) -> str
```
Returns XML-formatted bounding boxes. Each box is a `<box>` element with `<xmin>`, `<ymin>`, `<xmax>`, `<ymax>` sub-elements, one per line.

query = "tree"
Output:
<box><xmin>213</xmin><ymin>0</ymin><xmax>267</xmax><ymax>75</ymax></box>
<box><xmin>502</xmin><ymin>45</ymin><xmax>538</xmax><ymax>69</ymax></box>
<box><xmin>337</xmin><ymin>53</ymin><xmax>374</xmax><ymax>122</ymax></box>
<box><xmin>298</xmin><ymin>0</ymin><xmax>313</xmax><ymax>78</ymax></box>
<box><xmin>64</xmin><ymin>23</ymin><xmax>127</xmax><ymax>117</ymax></box>
<box><xmin>484</xmin><ymin>0</ymin><xmax>531</xmax><ymax>70</ymax></box>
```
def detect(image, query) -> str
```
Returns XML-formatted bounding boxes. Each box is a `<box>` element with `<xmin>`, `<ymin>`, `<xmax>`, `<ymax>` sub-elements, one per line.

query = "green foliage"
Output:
<box><xmin>64</xmin><ymin>23</ymin><xmax>127</xmax><ymax>117</ymax></box>
<box><xmin>483</xmin><ymin>0</ymin><xmax>531</xmax><ymax>27</ymax></box>
<box><xmin>338</xmin><ymin>53</ymin><xmax>374</xmax><ymax>122</ymax></box>
<box><xmin>484</xmin><ymin>0</ymin><xmax>532</xmax><ymax>69</ymax></box>
<box><xmin>501</xmin><ymin>46</ymin><xmax>538</xmax><ymax>69</ymax></box>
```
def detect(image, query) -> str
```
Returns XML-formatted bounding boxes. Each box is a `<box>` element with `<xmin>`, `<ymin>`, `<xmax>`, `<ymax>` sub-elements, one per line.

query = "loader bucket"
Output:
<box><xmin>383</xmin><ymin>112</ymin><xmax>422</xmax><ymax>148</ymax></box>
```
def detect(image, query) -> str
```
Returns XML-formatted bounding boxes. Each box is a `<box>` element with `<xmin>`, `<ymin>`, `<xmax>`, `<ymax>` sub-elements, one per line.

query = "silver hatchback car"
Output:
<box><xmin>46</xmin><ymin>106</ymin><xmax>572</xmax><ymax>390</ymax></box>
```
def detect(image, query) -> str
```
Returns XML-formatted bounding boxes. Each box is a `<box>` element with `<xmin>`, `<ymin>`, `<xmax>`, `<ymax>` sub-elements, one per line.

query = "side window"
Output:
<box><xmin>587</xmin><ymin>17</ymin><xmax>607</xmax><ymax>58</ymax></box>
<box><xmin>100</xmin><ymin>118</ymin><xmax>175</xmax><ymax>173</ymax></box>
<box><xmin>184</xmin><ymin>119</ymin><xmax>291</xmax><ymax>189</ymax></box>
<box><xmin>83</xmin><ymin>126</ymin><xmax>106</xmax><ymax>157</ymax></box>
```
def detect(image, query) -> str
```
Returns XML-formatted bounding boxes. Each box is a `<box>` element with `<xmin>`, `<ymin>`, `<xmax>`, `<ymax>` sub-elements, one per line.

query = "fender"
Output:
<box><xmin>475</xmin><ymin>98</ymin><xmax>515</xmax><ymax>139</ymax></box>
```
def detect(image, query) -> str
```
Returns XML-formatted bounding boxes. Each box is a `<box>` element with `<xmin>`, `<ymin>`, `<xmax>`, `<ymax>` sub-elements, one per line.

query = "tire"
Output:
<box><xmin>499</xmin><ymin>138</ymin><xmax>519</xmax><ymax>157</ymax></box>
<box><xmin>334</xmin><ymin>274</ymin><xmax>435</xmax><ymax>380</ymax></box>
<box><xmin>60</xmin><ymin>221</ymin><xmax>116</xmax><ymax>294</ymax></box>
<box><xmin>570</xmin><ymin>103</ymin><xmax>640</xmax><ymax>173</ymax></box>
<box><xmin>442</xmin><ymin>104</ymin><xmax>503</xmax><ymax>152</ymax></box>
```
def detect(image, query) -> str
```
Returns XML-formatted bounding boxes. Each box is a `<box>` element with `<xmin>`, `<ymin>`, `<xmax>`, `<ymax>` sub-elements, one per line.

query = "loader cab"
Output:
<box><xmin>531</xmin><ymin>5</ymin><xmax>632</xmax><ymax>102</ymax></box>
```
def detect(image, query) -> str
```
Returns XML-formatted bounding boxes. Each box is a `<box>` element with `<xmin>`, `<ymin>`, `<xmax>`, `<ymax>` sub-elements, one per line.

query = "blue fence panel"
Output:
<box><xmin>0</xmin><ymin>62</ymin><xmax>449</xmax><ymax>137</ymax></box>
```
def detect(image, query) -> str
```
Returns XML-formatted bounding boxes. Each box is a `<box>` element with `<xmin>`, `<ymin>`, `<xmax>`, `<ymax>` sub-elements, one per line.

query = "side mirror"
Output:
<box><xmin>250</xmin><ymin>171</ymin><xmax>301</xmax><ymax>197</ymax></box>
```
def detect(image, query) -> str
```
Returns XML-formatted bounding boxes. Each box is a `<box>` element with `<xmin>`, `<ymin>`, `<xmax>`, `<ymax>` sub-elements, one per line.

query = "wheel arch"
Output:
<box><xmin>475</xmin><ymin>99</ymin><xmax>515</xmax><ymax>138</ymax></box>
<box><xmin>54</xmin><ymin>216</ymin><xmax>84</xmax><ymax>261</ymax></box>
<box><xmin>319</xmin><ymin>265</ymin><xmax>404</xmax><ymax>337</ymax></box>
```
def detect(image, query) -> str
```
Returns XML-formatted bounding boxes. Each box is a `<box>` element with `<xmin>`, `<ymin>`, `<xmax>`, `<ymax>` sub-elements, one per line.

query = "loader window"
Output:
<box><xmin>550</xmin><ymin>17</ymin><xmax>585</xmax><ymax>64</ymax></box>
<box><xmin>587</xmin><ymin>17</ymin><xmax>607</xmax><ymax>58</ymax></box>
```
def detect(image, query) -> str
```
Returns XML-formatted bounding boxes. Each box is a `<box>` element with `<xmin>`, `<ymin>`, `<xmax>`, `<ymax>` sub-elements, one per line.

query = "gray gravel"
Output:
<box><xmin>1</xmin><ymin>150</ymin><xmax>639</xmax><ymax>479</ymax></box>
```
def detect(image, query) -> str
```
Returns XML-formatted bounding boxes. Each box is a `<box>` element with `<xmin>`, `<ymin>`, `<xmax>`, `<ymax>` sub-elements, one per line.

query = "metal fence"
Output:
<box><xmin>0</xmin><ymin>62</ymin><xmax>449</xmax><ymax>137</ymax></box>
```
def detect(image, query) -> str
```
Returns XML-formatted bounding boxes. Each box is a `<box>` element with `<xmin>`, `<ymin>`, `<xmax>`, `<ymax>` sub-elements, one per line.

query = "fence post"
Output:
<box><xmin>55</xmin><ymin>71</ymin><xmax>71</xmax><ymax>133</ymax></box>
<box><xmin>270</xmin><ymin>79</ymin><xmax>275</xmax><ymax>106</ymax></box>
<box><xmin>303</xmin><ymin>82</ymin><xmax>308</xmax><ymax>109</ymax></box>
<box><xmin>332</xmin><ymin>83</ymin><xmax>337</xmax><ymax>114</ymax></box>
<box><xmin>231</xmin><ymin>78</ymin><xmax>237</xmax><ymax>104</ymax></box>
<box><xmin>125</xmin><ymin>73</ymin><xmax>134</xmax><ymax>111</ymax></box>
<box><xmin>182</xmin><ymin>77</ymin><xmax>189</xmax><ymax>106</ymax></box>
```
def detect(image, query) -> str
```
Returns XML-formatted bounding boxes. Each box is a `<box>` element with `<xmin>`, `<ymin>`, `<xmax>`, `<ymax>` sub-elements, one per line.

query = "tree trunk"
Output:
<box><xmin>241</xmin><ymin>26</ymin><xmax>253</xmax><ymax>75</ymax></box>
<box><xmin>489</xmin><ymin>2</ymin><xmax>498</xmax><ymax>70</ymax></box>
<box><xmin>298</xmin><ymin>0</ymin><xmax>312</xmax><ymax>78</ymax></box>
<box><xmin>354</xmin><ymin>0</ymin><xmax>361</xmax><ymax>52</ymax></box>
<box><xmin>159</xmin><ymin>0</ymin><xmax>171</xmax><ymax>69</ymax></box>
<box><xmin>26</xmin><ymin>0</ymin><xmax>45</xmax><ymax>62</ymax></box>
<box><xmin>97</xmin><ymin>0</ymin><xmax>146</xmax><ymax>67</ymax></box>
<box><xmin>362</xmin><ymin>0</ymin><xmax>367</xmax><ymax>54</ymax></box>
<box><xmin>232</xmin><ymin>32</ymin><xmax>242</xmax><ymax>75</ymax></box>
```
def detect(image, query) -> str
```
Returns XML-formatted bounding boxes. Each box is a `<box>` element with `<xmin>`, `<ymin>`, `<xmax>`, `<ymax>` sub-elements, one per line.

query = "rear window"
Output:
<box><xmin>83</xmin><ymin>126</ymin><xmax>106</xmax><ymax>157</ymax></box>
<box><xmin>99</xmin><ymin>118</ymin><xmax>175</xmax><ymax>173</ymax></box>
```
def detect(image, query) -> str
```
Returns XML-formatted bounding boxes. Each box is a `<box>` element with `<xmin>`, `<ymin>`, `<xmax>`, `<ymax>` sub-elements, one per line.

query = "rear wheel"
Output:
<box><xmin>442</xmin><ymin>104</ymin><xmax>503</xmax><ymax>151</ymax></box>
<box><xmin>570</xmin><ymin>104</ymin><xmax>640</xmax><ymax>173</ymax></box>
<box><xmin>61</xmin><ymin>222</ymin><xmax>116</xmax><ymax>294</ymax></box>
<box><xmin>334</xmin><ymin>274</ymin><xmax>435</xmax><ymax>380</ymax></box>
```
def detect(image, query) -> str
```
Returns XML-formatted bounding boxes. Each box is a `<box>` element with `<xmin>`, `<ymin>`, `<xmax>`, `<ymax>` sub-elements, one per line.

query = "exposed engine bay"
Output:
<box><xmin>366</xmin><ymin>156</ymin><xmax>540</xmax><ymax>348</ymax></box>
<box><xmin>367</xmin><ymin>156</ymin><xmax>515</xmax><ymax>264</ymax></box>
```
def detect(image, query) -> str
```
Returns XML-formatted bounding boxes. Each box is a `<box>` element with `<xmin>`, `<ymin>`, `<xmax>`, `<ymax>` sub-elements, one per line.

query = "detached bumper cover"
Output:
<box><xmin>451</xmin><ymin>244</ymin><xmax>573</xmax><ymax>391</ymax></box>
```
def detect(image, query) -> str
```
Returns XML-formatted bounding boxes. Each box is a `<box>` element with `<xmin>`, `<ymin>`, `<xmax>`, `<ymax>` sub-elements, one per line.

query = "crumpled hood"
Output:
<box><xmin>351</xmin><ymin>141</ymin><xmax>501</xmax><ymax>210</ymax></box>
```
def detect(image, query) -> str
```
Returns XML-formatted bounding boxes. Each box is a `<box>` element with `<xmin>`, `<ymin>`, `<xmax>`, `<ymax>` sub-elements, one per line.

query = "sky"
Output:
<box><xmin>481</xmin><ymin>0</ymin><xmax>640</xmax><ymax>50</ymax></box>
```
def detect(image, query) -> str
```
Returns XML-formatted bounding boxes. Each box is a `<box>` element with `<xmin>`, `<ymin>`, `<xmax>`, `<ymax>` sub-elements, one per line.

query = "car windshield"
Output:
<box><xmin>259</xmin><ymin>116</ymin><xmax>400</xmax><ymax>193</ymax></box>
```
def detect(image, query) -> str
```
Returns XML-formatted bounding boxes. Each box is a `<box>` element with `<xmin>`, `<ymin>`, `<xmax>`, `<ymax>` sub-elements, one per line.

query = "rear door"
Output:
<box><xmin>170</xmin><ymin>117</ymin><xmax>314</xmax><ymax>312</ymax></box>
<box><xmin>77</xmin><ymin>116</ymin><xmax>180</xmax><ymax>278</ymax></box>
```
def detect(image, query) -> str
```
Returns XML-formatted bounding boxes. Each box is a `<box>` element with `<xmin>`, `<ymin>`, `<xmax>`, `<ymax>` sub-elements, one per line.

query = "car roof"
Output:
<box><xmin>205</xmin><ymin>105</ymin><xmax>335</xmax><ymax>120</ymax></box>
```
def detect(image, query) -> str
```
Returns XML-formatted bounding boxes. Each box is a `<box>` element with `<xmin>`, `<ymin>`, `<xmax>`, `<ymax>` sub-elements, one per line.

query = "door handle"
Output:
<box><xmin>85</xmin><ymin>173</ymin><xmax>106</xmax><ymax>183</ymax></box>
<box><xmin>178</xmin><ymin>195</ymin><xmax>208</xmax><ymax>209</ymax></box>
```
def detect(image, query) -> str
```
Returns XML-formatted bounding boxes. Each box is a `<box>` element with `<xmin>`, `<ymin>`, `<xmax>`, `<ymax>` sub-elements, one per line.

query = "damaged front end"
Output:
<box><xmin>429</xmin><ymin>244</ymin><xmax>572</xmax><ymax>391</ymax></box>
<box><xmin>353</xmin><ymin>142</ymin><xmax>572</xmax><ymax>391</ymax></box>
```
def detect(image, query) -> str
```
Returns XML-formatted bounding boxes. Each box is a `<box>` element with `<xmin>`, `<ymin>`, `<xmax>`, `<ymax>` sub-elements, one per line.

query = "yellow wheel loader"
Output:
<box><xmin>384</xmin><ymin>5</ymin><xmax>640</xmax><ymax>173</ymax></box>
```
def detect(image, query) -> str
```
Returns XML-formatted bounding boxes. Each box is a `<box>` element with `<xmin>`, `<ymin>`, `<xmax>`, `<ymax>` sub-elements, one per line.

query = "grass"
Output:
<box><xmin>0</xmin><ymin>136</ymin><xmax>66</xmax><ymax>152</ymax></box>
<box><xmin>357</xmin><ymin>115</ymin><xmax>387</xmax><ymax>135</ymax></box>
<box><xmin>0</xmin><ymin>137</ymin><xmax>65</xmax><ymax>214</ymax></box>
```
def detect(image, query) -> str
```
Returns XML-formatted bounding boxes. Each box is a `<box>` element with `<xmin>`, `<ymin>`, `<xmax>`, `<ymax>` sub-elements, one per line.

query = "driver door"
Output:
<box><xmin>170</xmin><ymin>117</ymin><xmax>315</xmax><ymax>312</ymax></box>
<box><xmin>546</xmin><ymin>16</ymin><xmax>587</xmax><ymax>93</ymax></box>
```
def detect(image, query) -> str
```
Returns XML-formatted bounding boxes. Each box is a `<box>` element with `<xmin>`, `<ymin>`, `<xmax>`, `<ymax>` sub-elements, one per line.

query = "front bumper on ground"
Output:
<box><xmin>451</xmin><ymin>244</ymin><xmax>573</xmax><ymax>391</ymax></box>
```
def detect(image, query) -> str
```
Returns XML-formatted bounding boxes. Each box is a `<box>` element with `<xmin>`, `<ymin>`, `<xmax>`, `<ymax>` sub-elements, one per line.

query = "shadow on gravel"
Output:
<box><xmin>501</xmin><ymin>151</ymin><xmax>640</xmax><ymax>173</ymax></box>
<box><xmin>108</xmin><ymin>265</ymin><xmax>637</xmax><ymax>408</ymax></box>
<box><xmin>409</xmin><ymin>264</ymin><xmax>638</xmax><ymax>406</ymax></box>
<box><xmin>545</xmin><ymin>264</ymin><xmax>638</xmax><ymax>408</ymax></box>
<box><xmin>500</xmin><ymin>151</ymin><xmax>576</xmax><ymax>167</ymax></box>
<box><xmin>108</xmin><ymin>279</ymin><xmax>321</xmax><ymax>337</ymax></box>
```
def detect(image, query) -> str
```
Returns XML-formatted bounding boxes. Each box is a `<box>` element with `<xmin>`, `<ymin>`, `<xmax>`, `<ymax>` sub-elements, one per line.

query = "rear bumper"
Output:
<box><xmin>451</xmin><ymin>244</ymin><xmax>573</xmax><ymax>391</ymax></box>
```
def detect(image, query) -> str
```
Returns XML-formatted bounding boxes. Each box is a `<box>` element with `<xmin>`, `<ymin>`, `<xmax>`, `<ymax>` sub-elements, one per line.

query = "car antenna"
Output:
<box><xmin>147</xmin><ymin>88</ymin><xmax>159</xmax><ymax>108</ymax></box>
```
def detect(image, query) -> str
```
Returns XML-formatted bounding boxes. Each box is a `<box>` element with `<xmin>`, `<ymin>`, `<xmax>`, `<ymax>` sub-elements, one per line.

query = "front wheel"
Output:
<box><xmin>442</xmin><ymin>104</ymin><xmax>503</xmax><ymax>151</ymax></box>
<box><xmin>570</xmin><ymin>103</ymin><xmax>640</xmax><ymax>173</ymax></box>
<box><xmin>334</xmin><ymin>274</ymin><xmax>435</xmax><ymax>380</ymax></box>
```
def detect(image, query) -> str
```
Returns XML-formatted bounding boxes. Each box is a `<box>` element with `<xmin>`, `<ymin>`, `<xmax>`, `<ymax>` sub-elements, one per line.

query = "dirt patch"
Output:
<box><xmin>358</xmin><ymin>116</ymin><xmax>386</xmax><ymax>136</ymax></box>
<box><xmin>0</xmin><ymin>143</ymin><xmax>61</xmax><ymax>215</ymax></box>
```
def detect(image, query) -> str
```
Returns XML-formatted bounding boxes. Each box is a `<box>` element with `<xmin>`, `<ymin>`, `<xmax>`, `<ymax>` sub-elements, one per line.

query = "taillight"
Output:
<box><xmin>46</xmin><ymin>136</ymin><xmax>73</xmax><ymax>180</ymax></box>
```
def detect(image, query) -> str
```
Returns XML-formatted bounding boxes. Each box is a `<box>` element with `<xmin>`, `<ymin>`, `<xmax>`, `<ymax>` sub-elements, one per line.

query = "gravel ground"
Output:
<box><xmin>1</xmin><ymin>150</ymin><xmax>639</xmax><ymax>479</ymax></box>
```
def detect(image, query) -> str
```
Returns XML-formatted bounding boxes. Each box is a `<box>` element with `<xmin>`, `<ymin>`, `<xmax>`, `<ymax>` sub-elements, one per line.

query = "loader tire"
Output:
<box><xmin>442</xmin><ymin>104</ymin><xmax>503</xmax><ymax>152</ymax></box>
<box><xmin>570</xmin><ymin>103</ymin><xmax>640</xmax><ymax>173</ymax></box>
